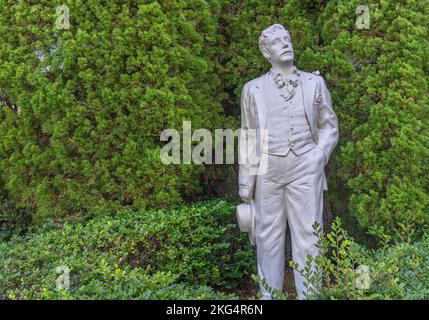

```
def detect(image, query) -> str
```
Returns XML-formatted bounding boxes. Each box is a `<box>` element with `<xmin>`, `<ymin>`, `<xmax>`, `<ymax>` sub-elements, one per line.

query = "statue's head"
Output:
<box><xmin>259</xmin><ymin>24</ymin><xmax>294</xmax><ymax>65</ymax></box>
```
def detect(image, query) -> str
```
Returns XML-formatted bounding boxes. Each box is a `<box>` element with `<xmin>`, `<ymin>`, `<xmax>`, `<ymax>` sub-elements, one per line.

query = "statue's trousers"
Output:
<box><xmin>254</xmin><ymin>146</ymin><xmax>325</xmax><ymax>299</ymax></box>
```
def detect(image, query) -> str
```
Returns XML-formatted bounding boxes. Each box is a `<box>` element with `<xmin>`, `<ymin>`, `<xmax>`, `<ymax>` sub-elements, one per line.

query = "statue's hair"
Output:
<box><xmin>258</xmin><ymin>24</ymin><xmax>290</xmax><ymax>56</ymax></box>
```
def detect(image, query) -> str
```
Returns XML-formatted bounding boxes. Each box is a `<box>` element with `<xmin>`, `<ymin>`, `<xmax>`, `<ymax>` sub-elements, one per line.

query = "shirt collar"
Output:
<box><xmin>269</xmin><ymin>65</ymin><xmax>300</xmax><ymax>78</ymax></box>
<box><xmin>270</xmin><ymin>66</ymin><xmax>300</xmax><ymax>89</ymax></box>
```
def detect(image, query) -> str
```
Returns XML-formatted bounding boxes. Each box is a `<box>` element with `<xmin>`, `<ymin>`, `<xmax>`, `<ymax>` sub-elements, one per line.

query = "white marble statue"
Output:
<box><xmin>237</xmin><ymin>24</ymin><xmax>339</xmax><ymax>300</ymax></box>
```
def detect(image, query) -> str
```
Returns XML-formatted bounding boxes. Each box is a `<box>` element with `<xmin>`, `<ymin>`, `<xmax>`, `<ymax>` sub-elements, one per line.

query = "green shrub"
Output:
<box><xmin>0</xmin><ymin>195</ymin><xmax>32</xmax><ymax>242</ymax></box>
<box><xmin>0</xmin><ymin>181</ymin><xmax>32</xmax><ymax>241</ymax></box>
<box><xmin>0</xmin><ymin>0</ymin><xmax>226</xmax><ymax>221</ymax></box>
<box><xmin>1</xmin><ymin>0</ymin><xmax>427</xmax><ymax>250</ymax></box>
<box><xmin>145</xmin><ymin>283</ymin><xmax>237</xmax><ymax>300</ymax></box>
<box><xmin>320</xmin><ymin>0</ymin><xmax>429</xmax><ymax>237</ymax></box>
<box><xmin>289</xmin><ymin>218</ymin><xmax>429</xmax><ymax>300</ymax></box>
<box><xmin>0</xmin><ymin>200</ymin><xmax>253</xmax><ymax>299</ymax></box>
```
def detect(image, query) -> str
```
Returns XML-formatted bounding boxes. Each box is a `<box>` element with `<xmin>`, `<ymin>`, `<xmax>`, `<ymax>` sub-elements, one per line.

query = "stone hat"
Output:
<box><xmin>236</xmin><ymin>203</ymin><xmax>256</xmax><ymax>245</ymax></box>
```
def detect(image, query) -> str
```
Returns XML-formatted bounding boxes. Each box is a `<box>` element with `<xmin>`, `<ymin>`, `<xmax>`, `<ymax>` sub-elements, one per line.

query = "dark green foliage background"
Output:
<box><xmin>0</xmin><ymin>200</ymin><xmax>253</xmax><ymax>299</ymax></box>
<box><xmin>1</xmin><ymin>1</ymin><xmax>428</xmax><ymax>236</ymax></box>
<box><xmin>0</xmin><ymin>0</ymin><xmax>226</xmax><ymax>222</ymax></box>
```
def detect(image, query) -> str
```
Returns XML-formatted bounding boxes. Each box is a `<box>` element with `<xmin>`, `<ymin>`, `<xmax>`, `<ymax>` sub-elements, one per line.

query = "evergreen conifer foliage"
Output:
<box><xmin>319</xmin><ymin>0</ymin><xmax>429</xmax><ymax>232</ymax></box>
<box><xmin>0</xmin><ymin>1</ymin><xmax>224</xmax><ymax>220</ymax></box>
<box><xmin>0</xmin><ymin>0</ymin><xmax>427</xmax><ymax>234</ymax></box>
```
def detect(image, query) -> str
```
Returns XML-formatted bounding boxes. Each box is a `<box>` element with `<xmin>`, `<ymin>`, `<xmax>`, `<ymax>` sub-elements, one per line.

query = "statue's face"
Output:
<box><xmin>263</xmin><ymin>30</ymin><xmax>294</xmax><ymax>64</ymax></box>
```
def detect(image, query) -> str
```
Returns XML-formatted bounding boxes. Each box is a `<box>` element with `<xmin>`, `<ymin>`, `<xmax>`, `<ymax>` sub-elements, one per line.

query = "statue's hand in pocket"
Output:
<box><xmin>315</xmin><ymin>146</ymin><xmax>327</xmax><ymax>166</ymax></box>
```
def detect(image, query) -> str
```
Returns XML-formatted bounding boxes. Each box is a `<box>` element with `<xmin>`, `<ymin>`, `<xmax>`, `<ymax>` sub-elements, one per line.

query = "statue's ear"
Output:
<box><xmin>261</xmin><ymin>47</ymin><xmax>271</xmax><ymax>60</ymax></box>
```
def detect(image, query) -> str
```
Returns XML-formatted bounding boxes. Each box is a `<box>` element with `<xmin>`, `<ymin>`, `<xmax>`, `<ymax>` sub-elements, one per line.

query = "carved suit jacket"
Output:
<box><xmin>238</xmin><ymin>69</ymin><xmax>339</xmax><ymax>198</ymax></box>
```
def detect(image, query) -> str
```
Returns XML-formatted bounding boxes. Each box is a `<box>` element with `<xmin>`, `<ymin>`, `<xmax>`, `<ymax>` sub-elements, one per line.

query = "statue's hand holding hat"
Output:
<box><xmin>236</xmin><ymin>203</ymin><xmax>256</xmax><ymax>245</ymax></box>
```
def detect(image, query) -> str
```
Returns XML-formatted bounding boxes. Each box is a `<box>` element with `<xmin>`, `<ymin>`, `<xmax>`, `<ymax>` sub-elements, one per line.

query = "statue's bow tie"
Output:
<box><xmin>273</xmin><ymin>73</ymin><xmax>299</xmax><ymax>101</ymax></box>
<box><xmin>273</xmin><ymin>73</ymin><xmax>299</xmax><ymax>89</ymax></box>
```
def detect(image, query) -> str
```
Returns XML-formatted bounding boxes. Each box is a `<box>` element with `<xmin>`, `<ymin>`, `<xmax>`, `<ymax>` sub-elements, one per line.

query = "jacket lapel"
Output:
<box><xmin>251</xmin><ymin>72</ymin><xmax>270</xmax><ymax>130</ymax></box>
<box><xmin>299</xmin><ymin>72</ymin><xmax>317</xmax><ymax>140</ymax></box>
<box><xmin>252</xmin><ymin>70</ymin><xmax>317</xmax><ymax>133</ymax></box>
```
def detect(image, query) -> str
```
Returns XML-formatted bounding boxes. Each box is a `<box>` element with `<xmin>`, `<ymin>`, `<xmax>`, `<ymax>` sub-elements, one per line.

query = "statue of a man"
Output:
<box><xmin>238</xmin><ymin>24</ymin><xmax>339</xmax><ymax>299</ymax></box>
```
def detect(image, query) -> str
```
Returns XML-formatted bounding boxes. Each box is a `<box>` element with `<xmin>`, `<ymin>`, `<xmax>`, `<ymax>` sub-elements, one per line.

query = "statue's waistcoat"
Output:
<box><xmin>266</xmin><ymin>73</ymin><xmax>316</xmax><ymax>156</ymax></box>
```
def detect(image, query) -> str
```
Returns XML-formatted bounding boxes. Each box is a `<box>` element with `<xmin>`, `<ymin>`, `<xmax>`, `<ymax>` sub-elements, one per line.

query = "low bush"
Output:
<box><xmin>289</xmin><ymin>218</ymin><xmax>429</xmax><ymax>300</ymax></box>
<box><xmin>0</xmin><ymin>200</ymin><xmax>254</xmax><ymax>300</ymax></box>
<box><xmin>0</xmin><ymin>193</ymin><xmax>32</xmax><ymax>242</ymax></box>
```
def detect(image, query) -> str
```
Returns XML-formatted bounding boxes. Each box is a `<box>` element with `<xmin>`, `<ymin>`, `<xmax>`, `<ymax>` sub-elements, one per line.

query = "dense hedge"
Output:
<box><xmin>0</xmin><ymin>193</ymin><xmax>31</xmax><ymax>241</ymax></box>
<box><xmin>0</xmin><ymin>200</ymin><xmax>254</xmax><ymax>299</ymax></box>
<box><xmin>0</xmin><ymin>1</ymin><xmax>225</xmax><ymax>221</ymax></box>
<box><xmin>320</xmin><ymin>0</ymin><xmax>429</xmax><ymax>234</ymax></box>
<box><xmin>0</xmin><ymin>1</ymin><xmax>428</xmax><ymax>236</ymax></box>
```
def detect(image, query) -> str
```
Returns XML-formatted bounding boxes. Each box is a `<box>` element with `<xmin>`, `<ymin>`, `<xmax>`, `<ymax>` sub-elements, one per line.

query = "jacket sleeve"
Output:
<box><xmin>315</xmin><ymin>76</ymin><xmax>339</xmax><ymax>165</ymax></box>
<box><xmin>238</xmin><ymin>83</ymin><xmax>257</xmax><ymax>198</ymax></box>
